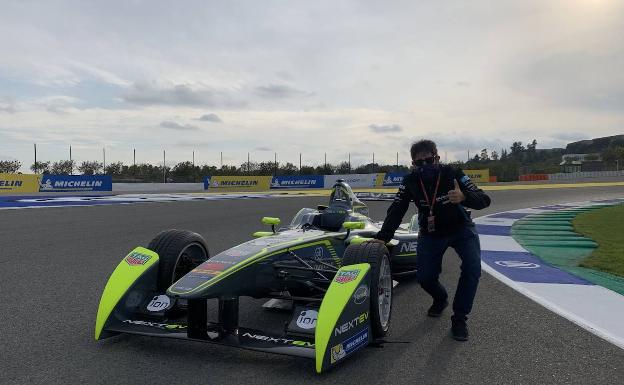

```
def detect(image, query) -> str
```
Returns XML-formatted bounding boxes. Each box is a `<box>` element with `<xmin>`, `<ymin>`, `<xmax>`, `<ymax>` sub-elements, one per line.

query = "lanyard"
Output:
<box><xmin>419</xmin><ymin>172</ymin><xmax>441</xmax><ymax>215</ymax></box>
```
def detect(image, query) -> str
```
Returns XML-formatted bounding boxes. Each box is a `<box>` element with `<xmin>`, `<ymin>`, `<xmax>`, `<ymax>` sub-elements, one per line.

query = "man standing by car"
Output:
<box><xmin>371</xmin><ymin>139</ymin><xmax>491</xmax><ymax>341</ymax></box>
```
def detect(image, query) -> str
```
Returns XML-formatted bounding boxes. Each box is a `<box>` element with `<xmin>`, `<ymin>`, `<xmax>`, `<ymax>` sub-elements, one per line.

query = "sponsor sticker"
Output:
<box><xmin>241</xmin><ymin>332</ymin><xmax>314</xmax><ymax>347</ymax></box>
<box><xmin>334</xmin><ymin>312</ymin><xmax>369</xmax><ymax>336</ymax></box>
<box><xmin>146</xmin><ymin>295</ymin><xmax>171</xmax><ymax>312</ymax></box>
<box><xmin>296</xmin><ymin>310</ymin><xmax>318</xmax><ymax>330</ymax></box>
<box><xmin>353</xmin><ymin>285</ymin><xmax>369</xmax><ymax>305</ymax></box>
<box><xmin>399</xmin><ymin>241</ymin><xmax>417</xmax><ymax>253</ymax></box>
<box><xmin>192</xmin><ymin>262</ymin><xmax>228</xmax><ymax>276</ymax></box>
<box><xmin>334</xmin><ymin>269</ymin><xmax>359</xmax><ymax>284</ymax></box>
<box><xmin>123</xmin><ymin>319</ymin><xmax>186</xmax><ymax>330</ymax></box>
<box><xmin>125</xmin><ymin>252</ymin><xmax>152</xmax><ymax>266</ymax></box>
<box><xmin>330</xmin><ymin>328</ymin><xmax>369</xmax><ymax>364</ymax></box>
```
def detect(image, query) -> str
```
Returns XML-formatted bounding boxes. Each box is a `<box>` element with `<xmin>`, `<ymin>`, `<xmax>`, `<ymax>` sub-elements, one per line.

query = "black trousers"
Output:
<box><xmin>415</xmin><ymin>225</ymin><xmax>482</xmax><ymax>318</ymax></box>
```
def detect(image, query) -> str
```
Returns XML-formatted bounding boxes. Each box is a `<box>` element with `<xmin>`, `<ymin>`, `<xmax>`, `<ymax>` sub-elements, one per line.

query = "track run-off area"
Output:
<box><xmin>1</xmin><ymin>184</ymin><xmax>623</xmax><ymax>385</ymax></box>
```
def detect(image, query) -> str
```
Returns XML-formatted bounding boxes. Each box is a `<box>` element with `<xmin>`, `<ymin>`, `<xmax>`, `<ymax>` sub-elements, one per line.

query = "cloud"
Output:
<box><xmin>254</xmin><ymin>146</ymin><xmax>272</xmax><ymax>151</ymax></box>
<box><xmin>0</xmin><ymin>97</ymin><xmax>16</xmax><ymax>113</ymax></box>
<box><xmin>550</xmin><ymin>132</ymin><xmax>590</xmax><ymax>142</ymax></box>
<box><xmin>122</xmin><ymin>82</ymin><xmax>246</xmax><ymax>108</ymax></box>
<box><xmin>160</xmin><ymin>121</ymin><xmax>199</xmax><ymax>131</ymax></box>
<box><xmin>368</xmin><ymin>124</ymin><xmax>402</xmax><ymax>133</ymax></box>
<box><xmin>198</xmin><ymin>113</ymin><xmax>222</xmax><ymax>123</ymax></box>
<box><xmin>254</xmin><ymin>84</ymin><xmax>311</xmax><ymax>99</ymax></box>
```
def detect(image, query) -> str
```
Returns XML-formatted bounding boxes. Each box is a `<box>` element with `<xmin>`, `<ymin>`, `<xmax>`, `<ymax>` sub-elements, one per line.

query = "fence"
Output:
<box><xmin>548</xmin><ymin>170</ymin><xmax>624</xmax><ymax>180</ymax></box>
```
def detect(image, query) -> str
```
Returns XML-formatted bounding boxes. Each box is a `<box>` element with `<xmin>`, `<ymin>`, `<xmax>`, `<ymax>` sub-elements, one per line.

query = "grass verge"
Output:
<box><xmin>573</xmin><ymin>204</ymin><xmax>624</xmax><ymax>278</ymax></box>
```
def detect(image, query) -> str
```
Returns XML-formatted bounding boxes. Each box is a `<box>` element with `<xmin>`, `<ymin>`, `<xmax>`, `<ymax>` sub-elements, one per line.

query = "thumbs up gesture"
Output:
<box><xmin>448</xmin><ymin>179</ymin><xmax>465</xmax><ymax>204</ymax></box>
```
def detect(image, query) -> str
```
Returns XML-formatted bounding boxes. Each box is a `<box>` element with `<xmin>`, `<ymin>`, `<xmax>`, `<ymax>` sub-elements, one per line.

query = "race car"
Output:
<box><xmin>95</xmin><ymin>180</ymin><xmax>419</xmax><ymax>373</ymax></box>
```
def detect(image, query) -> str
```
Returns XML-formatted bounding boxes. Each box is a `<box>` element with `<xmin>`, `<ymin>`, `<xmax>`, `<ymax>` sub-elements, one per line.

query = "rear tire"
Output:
<box><xmin>342</xmin><ymin>242</ymin><xmax>393</xmax><ymax>339</ymax></box>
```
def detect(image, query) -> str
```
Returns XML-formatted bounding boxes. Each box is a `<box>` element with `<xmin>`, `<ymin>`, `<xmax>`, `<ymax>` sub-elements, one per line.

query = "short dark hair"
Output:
<box><xmin>410</xmin><ymin>139</ymin><xmax>438</xmax><ymax>159</ymax></box>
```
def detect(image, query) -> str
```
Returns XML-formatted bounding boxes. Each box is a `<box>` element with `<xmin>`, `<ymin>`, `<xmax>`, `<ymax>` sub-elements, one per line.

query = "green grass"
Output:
<box><xmin>573</xmin><ymin>204</ymin><xmax>624</xmax><ymax>278</ymax></box>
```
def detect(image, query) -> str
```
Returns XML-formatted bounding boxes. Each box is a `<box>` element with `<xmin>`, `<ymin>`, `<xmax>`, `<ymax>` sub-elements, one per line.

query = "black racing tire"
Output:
<box><xmin>147</xmin><ymin>229</ymin><xmax>210</xmax><ymax>292</ymax></box>
<box><xmin>342</xmin><ymin>242</ymin><xmax>393</xmax><ymax>339</ymax></box>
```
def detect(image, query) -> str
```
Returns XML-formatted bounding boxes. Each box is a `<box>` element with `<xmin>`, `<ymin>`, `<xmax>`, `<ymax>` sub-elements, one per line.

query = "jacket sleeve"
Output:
<box><xmin>455</xmin><ymin>169</ymin><xmax>491</xmax><ymax>210</ymax></box>
<box><xmin>375</xmin><ymin>181</ymin><xmax>412</xmax><ymax>242</ymax></box>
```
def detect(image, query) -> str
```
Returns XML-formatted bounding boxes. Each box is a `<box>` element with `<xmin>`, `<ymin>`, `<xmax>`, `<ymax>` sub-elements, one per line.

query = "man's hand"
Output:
<box><xmin>448</xmin><ymin>179</ymin><xmax>465</xmax><ymax>204</ymax></box>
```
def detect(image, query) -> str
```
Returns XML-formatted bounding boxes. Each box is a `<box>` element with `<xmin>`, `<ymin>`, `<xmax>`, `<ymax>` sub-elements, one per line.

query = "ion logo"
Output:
<box><xmin>353</xmin><ymin>285</ymin><xmax>369</xmax><ymax>305</ymax></box>
<box><xmin>296</xmin><ymin>310</ymin><xmax>318</xmax><ymax>329</ymax></box>
<box><xmin>495</xmin><ymin>260</ymin><xmax>540</xmax><ymax>269</ymax></box>
<box><xmin>147</xmin><ymin>295</ymin><xmax>171</xmax><ymax>312</ymax></box>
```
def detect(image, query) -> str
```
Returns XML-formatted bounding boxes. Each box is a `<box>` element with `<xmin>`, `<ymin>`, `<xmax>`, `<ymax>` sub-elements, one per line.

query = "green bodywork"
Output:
<box><xmin>95</xmin><ymin>247</ymin><xmax>159</xmax><ymax>340</ymax></box>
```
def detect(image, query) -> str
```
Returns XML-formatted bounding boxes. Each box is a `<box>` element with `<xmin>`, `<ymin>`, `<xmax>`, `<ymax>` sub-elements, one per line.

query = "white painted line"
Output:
<box><xmin>479</xmin><ymin>234</ymin><xmax>526</xmax><ymax>252</ymax></box>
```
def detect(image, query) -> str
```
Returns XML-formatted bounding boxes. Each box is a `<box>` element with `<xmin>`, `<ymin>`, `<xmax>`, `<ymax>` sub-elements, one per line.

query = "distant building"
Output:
<box><xmin>560</xmin><ymin>153</ymin><xmax>602</xmax><ymax>172</ymax></box>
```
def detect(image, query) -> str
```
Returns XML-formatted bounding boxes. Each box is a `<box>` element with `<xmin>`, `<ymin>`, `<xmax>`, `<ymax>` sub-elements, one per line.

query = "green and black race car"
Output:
<box><xmin>95</xmin><ymin>180</ymin><xmax>419</xmax><ymax>373</ymax></box>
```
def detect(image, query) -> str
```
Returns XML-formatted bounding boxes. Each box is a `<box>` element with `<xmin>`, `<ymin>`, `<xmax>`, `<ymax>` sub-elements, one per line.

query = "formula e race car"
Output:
<box><xmin>95</xmin><ymin>180</ymin><xmax>419</xmax><ymax>373</ymax></box>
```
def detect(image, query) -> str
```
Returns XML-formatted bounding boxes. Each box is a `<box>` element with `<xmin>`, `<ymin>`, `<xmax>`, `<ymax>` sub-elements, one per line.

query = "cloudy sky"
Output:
<box><xmin>1</xmin><ymin>0</ymin><xmax>623</xmax><ymax>171</ymax></box>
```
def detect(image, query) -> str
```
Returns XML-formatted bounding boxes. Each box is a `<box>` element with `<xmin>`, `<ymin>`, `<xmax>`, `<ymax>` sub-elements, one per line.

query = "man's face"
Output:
<box><xmin>412</xmin><ymin>151</ymin><xmax>439</xmax><ymax>168</ymax></box>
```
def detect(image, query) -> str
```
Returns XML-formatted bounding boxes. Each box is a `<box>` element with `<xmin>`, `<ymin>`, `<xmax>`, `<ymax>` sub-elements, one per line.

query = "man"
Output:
<box><xmin>372</xmin><ymin>139</ymin><xmax>491</xmax><ymax>341</ymax></box>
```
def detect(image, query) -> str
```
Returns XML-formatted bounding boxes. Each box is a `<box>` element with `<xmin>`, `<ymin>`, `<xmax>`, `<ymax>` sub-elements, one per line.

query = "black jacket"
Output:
<box><xmin>375</xmin><ymin>165</ymin><xmax>491</xmax><ymax>241</ymax></box>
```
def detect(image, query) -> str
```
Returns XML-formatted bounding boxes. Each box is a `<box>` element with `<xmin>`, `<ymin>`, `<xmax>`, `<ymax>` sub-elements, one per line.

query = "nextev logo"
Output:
<box><xmin>334</xmin><ymin>312</ymin><xmax>369</xmax><ymax>336</ymax></box>
<box><xmin>400</xmin><ymin>241</ymin><xmax>417</xmax><ymax>253</ymax></box>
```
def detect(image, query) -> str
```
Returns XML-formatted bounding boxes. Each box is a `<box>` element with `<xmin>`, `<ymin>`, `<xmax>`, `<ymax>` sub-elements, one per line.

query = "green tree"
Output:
<box><xmin>78</xmin><ymin>161</ymin><xmax>103</xmax><ymax>175</ymax></box>
<box><xmin>104</xmin><ymin>162</ymin><xmax>124</xmax><ymax>176</ymax></box>
<box><xmin>0</xmin><ymin>159</ymin><xmax>21</xmax><ymax>173</ymax></box>
<box><xmin>51</xmin><ymin>160</ymin><xmax>75</xmax><ymax>175</ymax></box>
<box><xmin>31</xmin><ymin>161</ymin><xmax>51</xmax><ymax>174</ymax></box>
<box><xmin>479</xmin><ymin>149</ymin><xmax>489</xmax><ymax>162</ymax></box>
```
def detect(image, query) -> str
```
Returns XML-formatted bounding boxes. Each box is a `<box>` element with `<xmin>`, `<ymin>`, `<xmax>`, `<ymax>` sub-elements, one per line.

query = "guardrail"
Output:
<box><xmin>548</xmin><ymin>170</ymin><xmax>624</xmax><ymax>180</ymax></box>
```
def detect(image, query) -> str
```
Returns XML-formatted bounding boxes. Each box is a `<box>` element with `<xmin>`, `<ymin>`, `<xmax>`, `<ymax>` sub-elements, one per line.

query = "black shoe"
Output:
<box><xmin>427</xmin><ymin>298</ymin><xmax>448</xmax><ymax>317</ymax></box>
<box><xmin>451</xmin><ymin>315</ymin><xmax>469</xmax><ymax>341</ymax></box>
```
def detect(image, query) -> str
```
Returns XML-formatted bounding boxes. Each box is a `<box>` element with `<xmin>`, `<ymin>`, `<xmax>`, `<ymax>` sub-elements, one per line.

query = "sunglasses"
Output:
<box><xmin>412</xmin><ymin>156</ymin><xmax>438</xmax><ymax>167</ymax></box>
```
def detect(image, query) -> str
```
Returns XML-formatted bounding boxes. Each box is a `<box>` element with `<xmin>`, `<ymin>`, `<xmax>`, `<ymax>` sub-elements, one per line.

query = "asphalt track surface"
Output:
<box><xmin>2</xmin><ymin>186</ymin><xmax>624</xmax><ymax>385</ymax></box>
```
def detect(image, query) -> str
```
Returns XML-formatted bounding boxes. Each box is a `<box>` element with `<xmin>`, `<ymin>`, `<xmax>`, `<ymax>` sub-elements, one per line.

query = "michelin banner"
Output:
<box><xmin>270</xmin><ymin>175</ymin><xmax>324</xmax><ymax>189</ymax></box>
<box><xmin>204</xmin><ymin>175</ymin><xmax>272</xmax><ymax>191</ymax></box>
<box><xmin>382</xmin><ymin>170</ymin><xmax>490</xmax><ymax>186</ymax></box>
<box><xmin>0</xmin><ymin>173</ymin><xmax>41</xmax><ymax>194</ymax></box>
<box><xmin>39</xmin><ymin>175</ymin><xmax>112</xmax><ymax>192</ymax></box>
<box><xmin>324</xmin><ymin>174</ymin><xmax>379</xmax><ymax>189</ymax></box>
<box><xmin>382</xmin><ymin>172</ymin><xmax>407</xmax><ymax>187</ymax></box>
<box><xmin>463</xmin><ymin>169</ymin><xmax>489</xmax><ymax>183</ymax></box>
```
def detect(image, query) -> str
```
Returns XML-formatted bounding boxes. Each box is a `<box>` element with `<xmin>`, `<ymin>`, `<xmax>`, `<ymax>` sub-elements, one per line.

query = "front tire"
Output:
<box><xmin>147</xmin><ymin>229</ymin><xmax>210</xmax><ymax>291</ymax></box>
<box><xmin>342</xmin><ymin>242</ymin><xmax>393</xmax><ymax>339</ymax></box>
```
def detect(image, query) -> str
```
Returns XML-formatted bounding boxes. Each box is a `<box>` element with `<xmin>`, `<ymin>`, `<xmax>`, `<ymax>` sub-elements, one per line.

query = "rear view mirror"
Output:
<box><xmin>343</xmin><ymin>221</ymin><xmax>365</xmax><ymax>230</ymax></box>
<box><xmin>261</xmin><ymin>217</ymin><xmax>281</xmax><ymax>226</ymax></box>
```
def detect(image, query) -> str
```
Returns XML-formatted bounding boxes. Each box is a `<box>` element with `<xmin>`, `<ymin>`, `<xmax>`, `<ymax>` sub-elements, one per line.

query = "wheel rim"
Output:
<box><xmin>173</xmin><ymin>242</ymin><xmax>208</xmax><ymax>283</ymax></box>
<box><xmin>378</xmin><ymin>254</ymin><xmax>392</xmax><ymax>330</ymax></box>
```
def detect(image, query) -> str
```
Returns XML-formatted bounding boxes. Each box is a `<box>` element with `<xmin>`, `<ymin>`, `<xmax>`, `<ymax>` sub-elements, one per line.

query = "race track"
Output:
<box><xmin>2</xmin><ymin>186</ymin><xmax>624</xmax><ymax>385</ymax></box>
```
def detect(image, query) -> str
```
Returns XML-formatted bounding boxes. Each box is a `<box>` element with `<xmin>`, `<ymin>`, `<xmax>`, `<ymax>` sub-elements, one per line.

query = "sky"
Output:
<box><xmin>1</xmin><ymin>0</ymin><xmax>623</xmax><ymax>171</ymax></box>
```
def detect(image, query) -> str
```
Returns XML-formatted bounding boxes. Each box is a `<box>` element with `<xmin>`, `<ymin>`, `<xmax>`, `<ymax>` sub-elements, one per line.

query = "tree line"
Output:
<box><xmin>2</xmin><ymin>139</ymin><xmax>623</xmax><ymax>182</ymax></box>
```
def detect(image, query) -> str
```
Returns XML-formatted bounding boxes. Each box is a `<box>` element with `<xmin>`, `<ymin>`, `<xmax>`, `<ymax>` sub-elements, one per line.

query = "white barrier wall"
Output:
<box><xmin>549</xmin><ymin>170</ymin><xmax>624</xmax><ymax>180</ymax></box>
<box><xmin>113</xmin><ymin>183</ymin><xmax>204</xmax><ymax>192</ymax></box>
<box><xmin>324</xmin><ymin>174</ymin><xmax>378</xmax><ymax>188</ymax></box>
